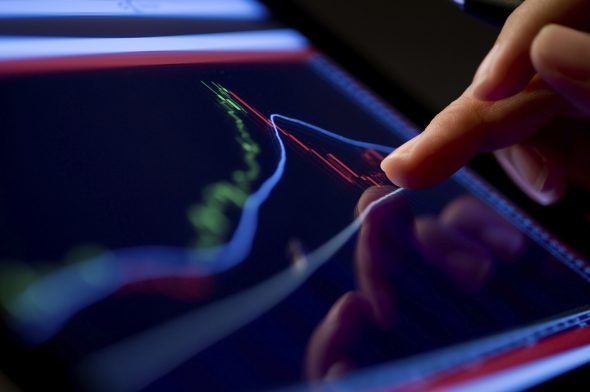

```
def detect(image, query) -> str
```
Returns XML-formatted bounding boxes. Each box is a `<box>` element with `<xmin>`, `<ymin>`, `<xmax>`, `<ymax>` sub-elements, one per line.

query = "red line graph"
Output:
<box><xmin>113</xmin><ymin>88</ymin><xmax>390</xmax><ymax>302</ymax></box>
<box><xmin>229</xmin><ymin>90</ymin><xmax>388</xmax><ymax>189</ymax></box>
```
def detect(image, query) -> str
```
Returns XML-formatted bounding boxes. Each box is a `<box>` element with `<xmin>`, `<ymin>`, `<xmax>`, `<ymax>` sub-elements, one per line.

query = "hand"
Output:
<box><xmin>381</xmin><ymin>0</ymin><xmax>590</xmax><ymax>205</ymax></box>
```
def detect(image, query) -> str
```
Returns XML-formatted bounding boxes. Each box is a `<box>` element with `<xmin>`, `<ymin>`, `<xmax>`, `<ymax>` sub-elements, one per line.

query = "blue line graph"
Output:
<box><xmin>77</xmin><ymin>115</ymin><xmax>401</xmax><ymax>391</ymax></box>
<box><xmin>72</xmin><ymin>58</ymin><xmax>590</xmax><ymax>392</ymax></box>
<box><xmin>5</xmin><ymin>103</ymin><xmax>396</xmax><ymax>346</ymax></box>
<box><xmin>270</xmin><ymin>114</ymin><xmax>391</xmax><ymax>153</ymax></box>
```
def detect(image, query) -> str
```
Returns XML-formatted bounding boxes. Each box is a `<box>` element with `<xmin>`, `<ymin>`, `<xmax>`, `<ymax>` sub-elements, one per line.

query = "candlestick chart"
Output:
<box><xmin>2</xmin><ymin>57</ymin><xmax>588</xmax><ymax>392</ymax></box>
<box><xmin>0</xmin><ymin>80</ymin><xmax>398</xmax><ymax>345</ymax></box>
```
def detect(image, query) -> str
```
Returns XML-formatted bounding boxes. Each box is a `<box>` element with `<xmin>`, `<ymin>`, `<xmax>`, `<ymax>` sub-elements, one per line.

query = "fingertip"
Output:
<box><xmin>381</xmin><ymin>116</ymin><xmax>479</xmax><ymax>189</ymax></box>
<box><xmin>381</xmin><ymin>151</ymin><xmax>454</xmax><ymax>190</ymax></box>
<box><xmin>380</xmin><ymin>136</ymin><xmax>422</xmax><ymax>188</ymax></box>
<box><xmin>380</xmin><ymin>147</ymin><xmax>430</xmax><ymax>189</ymax></box>
<box><xmin>389</xmin><ymin>100</ymin><xmax>491</xmax><ymax>189</ymax></box>
<box><xmin>380</xmin><ymin>150</ymin><xmax>411</xmax><ymax>189</ymax></box>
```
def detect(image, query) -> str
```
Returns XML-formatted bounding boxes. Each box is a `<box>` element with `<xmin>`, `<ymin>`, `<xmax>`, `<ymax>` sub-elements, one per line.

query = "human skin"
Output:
<box><xmin>380</xmin><ymin>0</ymin><xmax>590</xmax><ymax>205</ymax></box>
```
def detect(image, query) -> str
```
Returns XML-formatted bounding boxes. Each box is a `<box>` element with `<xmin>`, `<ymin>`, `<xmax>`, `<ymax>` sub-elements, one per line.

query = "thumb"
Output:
<box><xmin>531</xmin><ymin>24</ymin><xmax>590</xmax><ymax>115</ymax></box>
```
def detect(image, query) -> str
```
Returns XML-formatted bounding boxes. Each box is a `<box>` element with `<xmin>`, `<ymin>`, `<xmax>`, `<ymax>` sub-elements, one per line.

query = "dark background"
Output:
<box><xmin>287</xmin><ymin>0</ymin><xmax>498</xmax><ymax>113</ymax></box>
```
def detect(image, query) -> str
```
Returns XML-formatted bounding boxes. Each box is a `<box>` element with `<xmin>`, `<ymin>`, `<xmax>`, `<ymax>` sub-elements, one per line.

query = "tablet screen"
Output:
<box><xmin>1</xmin><ymin>2</ymin><xmax>590</xmax><ymax>391</ymax></box>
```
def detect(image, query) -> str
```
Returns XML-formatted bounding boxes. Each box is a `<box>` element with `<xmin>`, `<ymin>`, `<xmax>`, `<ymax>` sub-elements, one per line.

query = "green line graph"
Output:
<box><xmin>188</xmin><ymin>82</ymin><xmax>261</xmax><ymax>248</ymax></box>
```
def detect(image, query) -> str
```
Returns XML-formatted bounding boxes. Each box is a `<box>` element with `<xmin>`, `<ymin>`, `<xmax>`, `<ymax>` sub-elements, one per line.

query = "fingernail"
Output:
<box><xmin>472</xmin><ymin>44</ymin><xmax>501</xmax><ymax>99</ymax></box>
<box><xmin>496</xmin><ymin>146</ymin><xmax>562</xmax><ymax>205</ymax></box>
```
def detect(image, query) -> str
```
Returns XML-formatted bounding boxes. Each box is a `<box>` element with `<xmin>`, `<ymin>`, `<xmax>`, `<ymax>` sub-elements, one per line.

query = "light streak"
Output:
<box><xmin>2</xmin><ymin>85</ymin><xmax>396</xmax><ymax>348</ymax></box>
<box><xmin>439</xmin><ymin>343</ymin><xmax>590</xmax><ymax>392</ymax></box>
<box><xmin>307</xmin><ymin>308</ymin><xmax>590</xmax><ymax>392</ymax></box>
<box><xmin>77</xmin><ymin>170</ymin><xmax>403</xmax><ymax>392</ymax></box>
<box><xmin>0</xmin><ymin>29</ymin><xmax>308</xmax><ymax>61</ymax></box>
<box><xmin>228</xmin><ymin>91</ymin><xmax>391</xmax><ymax>188</ymax></box>
<box><xmin>2</xmin><ymin>87</ymin><xmax>288</xmax><ymax>343</ymax></box>
<box><xmin>0</xmin><ymin>0</ymin><xmax>269</xmax><ymax>19</ymax></box>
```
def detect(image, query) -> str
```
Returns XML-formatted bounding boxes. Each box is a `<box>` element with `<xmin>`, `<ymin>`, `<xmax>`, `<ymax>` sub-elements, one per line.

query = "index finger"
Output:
<box><xmin>381</xmin><ymin>78</ymin><xmax>566</xmax><ymax>188</ymax></box>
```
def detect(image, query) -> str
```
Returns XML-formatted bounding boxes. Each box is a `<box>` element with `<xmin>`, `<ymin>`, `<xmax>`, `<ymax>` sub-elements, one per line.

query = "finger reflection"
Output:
<box><xmin>356</xmin><ymin>185</ymin><xmax>414</xmax><ymax>330</ymax></box>
<box><xmin>305</xmin><ymin>292</ymin><xmax>373</xmax><ymax>381</ymax></box>
<box><xmin>306</xmin><ymin>186</ymin><xmax>529</xmax><ymax>382</ymax></box>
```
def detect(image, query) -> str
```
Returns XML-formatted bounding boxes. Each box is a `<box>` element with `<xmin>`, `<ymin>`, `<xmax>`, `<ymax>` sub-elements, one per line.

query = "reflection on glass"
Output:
<box><xmin>0</xmin><ymin>55</ymin><xmax>589</xmax><ymax>391</ymax></box>
<box><xmin>305</xmin><ymin>184</ymin><xmax>590</xmax><ymax>384</ymax></box>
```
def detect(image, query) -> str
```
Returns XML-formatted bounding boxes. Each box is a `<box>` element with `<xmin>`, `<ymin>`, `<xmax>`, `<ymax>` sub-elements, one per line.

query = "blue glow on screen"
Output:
<box><xmin>0</xmin><ymin>0</ymin><xmax>269</xmax><ymax>20</ymax></box>
<box><xmin>448</xmin><ymin>343</ymin><xmax>590</xmax><ymax>392</ymax></box>
<box><xmin>0</xmin><ymin>29</ymin><xmax>309</xmax><ymax>61</ymax></box>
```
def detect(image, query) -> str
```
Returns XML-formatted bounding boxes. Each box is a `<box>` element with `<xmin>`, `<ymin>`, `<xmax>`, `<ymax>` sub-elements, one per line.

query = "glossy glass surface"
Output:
<box><xmin>1</xmin><ymin>54</ymin><xmax>590</xmax><ymax>391</ymax></box>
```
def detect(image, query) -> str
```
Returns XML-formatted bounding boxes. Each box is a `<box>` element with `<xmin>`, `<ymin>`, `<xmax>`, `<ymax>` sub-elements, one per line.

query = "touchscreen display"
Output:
<box><xmin>1</xmin><ymin>2</ymin><xmax>590</xmax><ymax>391</ymax></box>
